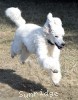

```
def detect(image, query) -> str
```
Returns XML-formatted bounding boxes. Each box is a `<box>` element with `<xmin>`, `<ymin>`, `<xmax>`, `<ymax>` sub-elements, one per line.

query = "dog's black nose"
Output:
<box><xmin>61</xmin><ymin>42</ymin><xmax>65</xmax><ymax>46</ymax></box>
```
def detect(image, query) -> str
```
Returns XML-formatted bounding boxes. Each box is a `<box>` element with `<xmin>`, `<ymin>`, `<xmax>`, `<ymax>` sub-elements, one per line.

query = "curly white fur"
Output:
<box><xmin>5</xmin><ymin>7</ymin><xmax>65</xmax><ymax>86</ymax></box>
<box><xmin>5</xmin><ymin>7</ymin><xmax>26</xmax><ymax>27</ymax></box>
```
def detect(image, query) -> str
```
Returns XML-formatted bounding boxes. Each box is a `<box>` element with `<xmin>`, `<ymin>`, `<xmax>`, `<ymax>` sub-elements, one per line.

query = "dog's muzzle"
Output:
<box><xmin>47</xmin><ymin>40</ymin><xmax>65</xmax><ymax>49</ymax></box>
<box><xmin>55</xmin><ymin>42</ymin><xmax>65</xmax><ymax>49</ymax></box>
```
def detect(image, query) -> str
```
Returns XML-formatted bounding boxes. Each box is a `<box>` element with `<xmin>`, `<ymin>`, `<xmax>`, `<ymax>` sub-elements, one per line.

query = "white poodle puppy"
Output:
<box><xmin>5</xmin><ymin>7</ymin><xmax>65</xmax><ymax>86</ymax></box>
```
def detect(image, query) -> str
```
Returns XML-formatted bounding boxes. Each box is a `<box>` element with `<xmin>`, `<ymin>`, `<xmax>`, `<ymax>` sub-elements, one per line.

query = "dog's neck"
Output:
<box><xmin>47</xmin><ymin>41</ymin><xmax>60</xmax><ymax>60</ymax></box>
<box><xmin>52</xmin><ymin>45</ymin><xmax>60</xmax><ymax>60</ymax></box>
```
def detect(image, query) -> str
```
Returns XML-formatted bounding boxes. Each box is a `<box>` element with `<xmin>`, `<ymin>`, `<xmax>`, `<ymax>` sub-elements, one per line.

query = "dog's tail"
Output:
<box><xmin>5</xmin><ymin>7</ymin><xmax>26</xmax><ymax>27</ymax></box>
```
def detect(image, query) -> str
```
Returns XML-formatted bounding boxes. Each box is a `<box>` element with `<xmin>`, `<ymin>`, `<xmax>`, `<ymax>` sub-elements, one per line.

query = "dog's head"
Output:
<box><xmin>43</xmin><ymin>13</ymin><xmax>65</xmax><ymax>49</ymax></box>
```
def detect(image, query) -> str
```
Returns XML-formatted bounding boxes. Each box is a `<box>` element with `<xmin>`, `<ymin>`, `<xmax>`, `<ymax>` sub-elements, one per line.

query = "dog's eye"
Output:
<box><xmin>55</xmin><ymin>36</ymin><xmax>58</xmax><ymax>38</ymax></box>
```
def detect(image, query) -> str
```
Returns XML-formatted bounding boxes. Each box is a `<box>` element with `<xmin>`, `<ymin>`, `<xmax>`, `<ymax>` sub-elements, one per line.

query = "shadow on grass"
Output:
<box><xmin>0</xmin><ymin>69</ymin><xmax>47</xmax><ymax>93</ymax></box>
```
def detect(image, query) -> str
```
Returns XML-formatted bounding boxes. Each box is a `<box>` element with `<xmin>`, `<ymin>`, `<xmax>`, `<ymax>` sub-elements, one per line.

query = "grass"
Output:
<box><xmin>0</xmin><ymin>1</ymin><xmax>78</xmax><ymax>100</ymax></box>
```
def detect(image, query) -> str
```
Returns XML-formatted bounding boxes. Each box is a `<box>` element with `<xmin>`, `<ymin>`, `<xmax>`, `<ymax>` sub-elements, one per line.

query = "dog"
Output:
<box><xmin>5</xmin><ymin>7</ymin><xmax>65</xmax><ymax>86</ymax></box>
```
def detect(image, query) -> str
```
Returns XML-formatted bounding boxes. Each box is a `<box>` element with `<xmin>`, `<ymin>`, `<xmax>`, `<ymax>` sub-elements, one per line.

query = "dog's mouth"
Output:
<box><xmin>47</xmin><ymin>40</ymin><xmax>65</xmax><ymax>49</ymax></box>
<box><xmin>55</xmin><ymin>43</ymin><xmax>62</xmax><ymax>49</ymax></box>
<box><xmin>47</xmin><ymin>40</ymin><xmax>54</xmax><ymax>45</ymax></box>
<box><xmin>55</xmin><ymin>43</ymin><xmax>65</xmax><ymax>49</ymax></box>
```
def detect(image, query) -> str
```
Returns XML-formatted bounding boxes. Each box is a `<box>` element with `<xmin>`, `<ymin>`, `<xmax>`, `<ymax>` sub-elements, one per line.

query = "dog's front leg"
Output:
<box><xmin>50</xmin><ymin>61</ymin><xmax>62</xmax><ymax>86</ymax></box>
<box><xmin>35</xmin><ymin>37</ymin><xmax>59</xmax><ymax>73</ymax></box>
<box><xmin>49</xmin><ymin>45</ymin><xmax>62</xmax><ymax>86</ymax></box>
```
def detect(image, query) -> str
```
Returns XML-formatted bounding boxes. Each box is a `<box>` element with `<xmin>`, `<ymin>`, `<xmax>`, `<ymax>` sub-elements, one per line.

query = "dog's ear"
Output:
<box><xmin>43</xmin><ymin>13</ymin><xmax>53</xmax><ymax>34</ymax></box>
<box><xmin>53</xmin><ymin>18</ymin><xmax>62</xmax><ymax>26</ymax></box>
<box><xmin>43</xmin><ymin>23</ymin><xmax>52</xmax><ymax>34</ymax></box>
<box><xmin>47</xmin><ymin>13</ymin><xmax>53</xmax><ymax>22</ymax></box>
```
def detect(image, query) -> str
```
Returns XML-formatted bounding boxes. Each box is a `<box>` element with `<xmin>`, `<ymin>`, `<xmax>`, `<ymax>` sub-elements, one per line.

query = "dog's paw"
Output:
<box><xmin>53</xmin><ymin>69</ymin><xmax>58</xmax><ymax>73</ymax></box>
<box><xmin>11</xmin><ymin>55</ymin><xmax>14</xmax><ymax>58</ymax></box>
<box><xmin>11</xmin><ymin>52</ymin><xmax>16</xmax><ymax>58</ymax></box>
<box><xmin>51</xmin><ymin>71</ymin><xmax>61</xmax><ymax>87</ymax></box>
<box><xmin>22</xmin><ymin>61</ymin><xmax>25</xmax><ymax>64</ymax></box>
<box><xmin>54</xmin><ymin>83</ymin><xmax>60</xmax><ymax>87</ymax></box>
<box><xmin>20</xmin><ymin>61</ymin><xmax>25</xmax><ymax>64</ymax></box>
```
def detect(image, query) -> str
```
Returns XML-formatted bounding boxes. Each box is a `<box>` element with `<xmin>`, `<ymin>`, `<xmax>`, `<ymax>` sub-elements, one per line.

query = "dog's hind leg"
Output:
<box><xmin>10</xmin><ymin>39</ymin><xmax>22</xmax><ymax>58</ymax></box>
<box><xmin>10</xmin><ymin>41</ymin><xmax>17</xmax><ymax>58</ymax></box>
<box><xmin>20</xmin><ymin>44</ymin><xmax>30</xmax><ymax>64</ymax></box>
